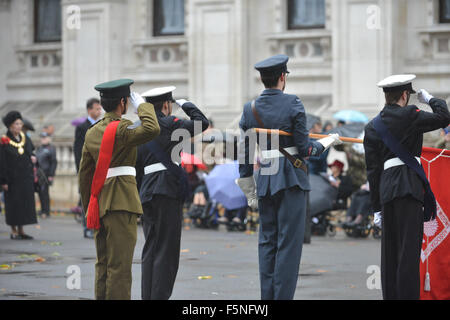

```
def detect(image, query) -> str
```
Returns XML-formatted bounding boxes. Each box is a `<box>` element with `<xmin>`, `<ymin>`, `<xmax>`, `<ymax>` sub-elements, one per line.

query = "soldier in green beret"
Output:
<box><xmin>78</xmin><ymin>79</ymin><xmax>160</xmax><ymax>300</ymax></box>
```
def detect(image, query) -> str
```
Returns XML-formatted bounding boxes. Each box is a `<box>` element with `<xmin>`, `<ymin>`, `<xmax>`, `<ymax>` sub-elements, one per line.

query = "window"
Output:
<box><xmin>153</xmin><ymin>0</ymin><xmax>185</xmax><ymax>36</ymax></box>
<box><xmin>34</xmin><ymin>0</ymin><xmax>62</xmax><ymax>42</ymax></box>
<box><xmin>287</xmin><ymin>0</ymin><xmax>325</xmax><ymax>29</ymax></box>
<box><xmin>440</xmin><ymin>0</ymin><xmax>450</xmax><ymax>23</ymax></box>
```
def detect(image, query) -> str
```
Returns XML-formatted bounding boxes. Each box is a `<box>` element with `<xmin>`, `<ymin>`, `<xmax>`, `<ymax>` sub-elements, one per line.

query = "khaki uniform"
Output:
<box><xmin>78</xmin><ymin>103</ymin><xmax>160</xmax><ymax>300</ymax></box>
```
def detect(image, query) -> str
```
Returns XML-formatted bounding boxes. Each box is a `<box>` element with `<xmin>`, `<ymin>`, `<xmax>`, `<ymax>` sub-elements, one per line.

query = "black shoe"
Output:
<box><xmin>84</xmin><ymin>229</ymin><xmax>94</xmax><ymax>239</ymax></box>
<box><xmin>18</xmin><ymin>234</ymin><xmax>34</xmax><ymax>240</ymax></box>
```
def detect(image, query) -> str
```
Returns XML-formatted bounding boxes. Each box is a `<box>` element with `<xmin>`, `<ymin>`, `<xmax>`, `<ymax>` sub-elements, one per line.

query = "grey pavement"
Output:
<box><xmin>0</xmin><ymin>213</ymin><xmax>382</xmax><ymax>300</ymax></box>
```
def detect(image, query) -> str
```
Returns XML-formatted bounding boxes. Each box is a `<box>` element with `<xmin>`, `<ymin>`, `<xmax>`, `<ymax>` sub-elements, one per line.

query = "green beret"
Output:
<box><xmin>94</xmin><ymin>79</ymin><xmax>134</xmax><ymax>99</ymax></box>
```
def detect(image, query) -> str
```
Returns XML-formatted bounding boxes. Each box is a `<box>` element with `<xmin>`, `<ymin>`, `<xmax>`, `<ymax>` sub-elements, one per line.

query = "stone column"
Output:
<box><xmin>62</xmin><ymin>0</ymin><xmax>127</xmax><ymax>112</ymax></box>
<box><xmin>331</xmin><ymin>0</ymin><xmax>394</xmax><ymax>114</ymax></box>
<box><xmin>187</xmin><ymin>0</ymin><xmax>248</xmax><ymax>126</ymax></box>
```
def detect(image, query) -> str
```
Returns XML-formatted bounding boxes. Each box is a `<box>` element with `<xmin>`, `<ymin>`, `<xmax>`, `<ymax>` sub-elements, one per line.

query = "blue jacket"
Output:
<box><xmin>239</xmin><ymin>88</ymin><xmax>324</xmax><ymax>197</ymax></box>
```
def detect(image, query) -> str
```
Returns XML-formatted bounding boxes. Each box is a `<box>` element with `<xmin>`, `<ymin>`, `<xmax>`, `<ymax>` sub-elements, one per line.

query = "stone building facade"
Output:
<box><xmin>0</xmin><ymin>0</ymin><xmax>449</xmax><ymax>204</ymax></box>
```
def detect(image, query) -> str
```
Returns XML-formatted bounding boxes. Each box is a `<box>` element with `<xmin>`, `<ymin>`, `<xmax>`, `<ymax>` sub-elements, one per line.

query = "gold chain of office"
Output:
<box><xmin>8</xmin><ymin>131</ymin><xmax>25</xmax><ymax>155</ymax></box>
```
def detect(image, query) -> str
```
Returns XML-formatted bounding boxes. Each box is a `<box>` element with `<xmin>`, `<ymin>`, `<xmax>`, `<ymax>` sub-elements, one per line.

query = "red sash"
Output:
<box><xmin>86</xmin><ymin>121</ymin><xmax>120</xmax><ymax>230</ymax></box>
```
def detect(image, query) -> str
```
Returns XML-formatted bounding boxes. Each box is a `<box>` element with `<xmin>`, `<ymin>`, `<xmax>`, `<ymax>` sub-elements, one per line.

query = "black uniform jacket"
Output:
<box><xmin>364</xmin><ymin>98</ymin><xmax>450</xmax><ymax>212</ymax></box>
<box><xmin>74</xmin><ymin>119</ymin><xmax>92</xmax><ymax>172</ymax></box>
<box><xmin>136</xmin><ymin>102</ymin><xmax>209</xmax><ymax>204</ymax></box>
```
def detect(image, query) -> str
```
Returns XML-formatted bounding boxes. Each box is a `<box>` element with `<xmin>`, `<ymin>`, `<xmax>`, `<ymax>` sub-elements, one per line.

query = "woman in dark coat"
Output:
<box><xmin>0</xmin><ymin>111</ymin><xmax>37</xmax><ymax>239</ymax></box>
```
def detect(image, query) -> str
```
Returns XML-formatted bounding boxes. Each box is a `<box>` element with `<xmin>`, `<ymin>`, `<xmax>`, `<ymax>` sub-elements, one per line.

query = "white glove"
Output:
<box><xmin>130</xmin><ymin>92</ymin><xmax>145</xmax><ymax>112</ymax></box>
<box><xmin>176</xmin><ymin>99</ymin><xmax>188</xmax><ymax>107</ymax></box>
<box><xmin>236</xmin><ymin>176</ymin><xmax>258</xmax><ymax>211</ymax></box>
<box><xmin>418</xmin><ymin>89</ymin><xmax>433</xmax><ymax>105</ymax></box>
<box><xmin>374</xmin><ymin>211</ymin><xmax>382</xmax><ymax>228</ymax></box>
<box><xmin>318</xmin><ymin>133</ymin><xmax>342</xmax><ymax>151</ymax></box>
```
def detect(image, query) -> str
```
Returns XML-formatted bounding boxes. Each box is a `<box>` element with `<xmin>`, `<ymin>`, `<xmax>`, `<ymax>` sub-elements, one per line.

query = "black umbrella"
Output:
<box><xmin>308</xmin><ymin>174</ymin><xmax>337</xmax><ymax>216</ymax></box>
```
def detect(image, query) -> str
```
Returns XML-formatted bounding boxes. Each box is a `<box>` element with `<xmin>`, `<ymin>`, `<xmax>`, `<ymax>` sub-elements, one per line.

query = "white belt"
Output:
<box><xmin>261</xmin><ymin>146</ymin><xmax>299</xmax><ymax>160</ymax></box>
<box><xmin>106</xmin><ymin>166</ymin><xmax>136</xmax><ymax>179</ymax></box>
<box><xmin>144</xmin><ymin>162</ymin><xmax>180</xmax><ymax>175</ymax></box>
<box><xmin>384</xmin><ymin>157</ymin><xmax>421</xmax><ymax>170</ymax></box>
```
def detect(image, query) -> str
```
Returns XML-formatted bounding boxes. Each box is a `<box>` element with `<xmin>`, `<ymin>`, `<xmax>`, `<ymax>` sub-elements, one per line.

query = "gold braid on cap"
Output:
<box><xmin>9</xmin><ymin>131</ymin><xmax>26</xmax><ymax>155</ymax></box>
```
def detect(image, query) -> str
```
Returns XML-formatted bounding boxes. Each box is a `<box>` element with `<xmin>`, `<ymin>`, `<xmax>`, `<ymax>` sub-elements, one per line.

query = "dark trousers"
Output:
<box><xmin>141</xmin><ymin>195</ymin><xmax>183</xmax><ymax>300</ymax></box>
<box><xmin>381</xmin><ymin>196</ymin><xmax>424</xmax><ymax>300</ymax></box>
<box><xmin>258</xmin><ymin>187</ymin><xmax>307</xmax><ymax>300</ymax></box>
<box><xmin>38</xmin><ymin>183</ymin><xmax>50</xmax><ymax>215</ymax></box>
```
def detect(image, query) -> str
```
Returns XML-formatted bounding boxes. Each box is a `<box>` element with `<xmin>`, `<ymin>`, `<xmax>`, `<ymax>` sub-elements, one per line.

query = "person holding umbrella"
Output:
<box><xmin>135</xmin><ymin>86</ymin><xmax>209</xmax><ymax>300</ymax></box>
<box><xmin>237</xmin><ymin>54</ymin><xmax>342</xmax><ymax>300</ymax></box>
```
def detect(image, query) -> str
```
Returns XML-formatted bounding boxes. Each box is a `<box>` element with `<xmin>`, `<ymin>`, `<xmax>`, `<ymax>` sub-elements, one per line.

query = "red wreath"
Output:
<box><xmin>1</xmin><ymin>136</ymin><xmax>10</xmax><ymax>145</ymax></box>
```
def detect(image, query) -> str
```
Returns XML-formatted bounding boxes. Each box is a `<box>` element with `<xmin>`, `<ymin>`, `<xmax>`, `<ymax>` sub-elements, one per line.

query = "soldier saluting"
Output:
<box><xmin>135</xmin><ymin>86</ymin><xmax>209</xmax><ymax>300</ymax></box>
<box><xmin>78</xmin><ymin>79</ymin><xmax>160</xmax><ymax>300</ymax></box>
<box><xmin>364</xmin><ymin>74</ymin><xmax>450</xmax><ymax>299</ymax></box>
<box><xmin>237</xmin><ymin>54</ymin><xmax>341</xmax><ymax>300</ymax></box>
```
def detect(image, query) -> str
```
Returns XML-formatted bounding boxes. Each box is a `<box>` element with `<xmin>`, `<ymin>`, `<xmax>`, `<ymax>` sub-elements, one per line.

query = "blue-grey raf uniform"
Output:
<box><xmin>239</xmin><ymin>54</ymin><xmax>326</xmax><ymax>300</ymax></box>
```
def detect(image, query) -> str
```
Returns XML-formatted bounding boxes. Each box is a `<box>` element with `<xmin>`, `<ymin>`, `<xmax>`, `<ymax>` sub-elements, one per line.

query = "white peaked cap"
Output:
<box><xmin>377</xmin><ymin>74</ymin><xmax>417</xmax><ymax>93</ymax></box>
<box><xmin>141</xmin><ymin>86</ymin><xmax>176</xmax><ymax>103</ymax></box>
<box><xmin>141</xmin><ymin>86</ymin><xmax>176</xmax><ymax>98</ymax></box>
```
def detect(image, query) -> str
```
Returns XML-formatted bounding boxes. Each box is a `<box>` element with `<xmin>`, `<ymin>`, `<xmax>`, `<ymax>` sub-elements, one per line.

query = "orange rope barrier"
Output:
<box><xmin>254</xmin><ymin>128</ymin><xmax>364</xmax><ymax>144</ymax></box>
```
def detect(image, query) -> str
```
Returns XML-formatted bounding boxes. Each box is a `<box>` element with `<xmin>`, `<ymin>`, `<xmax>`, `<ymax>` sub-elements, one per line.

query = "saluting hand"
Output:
<box><xmin>176</xmin><ymin>99</ymin><xmax>188</xmax><ymax>107</ymax></box>
<box><xmin>130</xmin><ymin>92</ymin><xmax>145</xmax><ymax>112</ymax></box>
<box><xmin>418</xmin><ymin>89</ymin><xmax>433</xmax><ymax>105</ymax></box>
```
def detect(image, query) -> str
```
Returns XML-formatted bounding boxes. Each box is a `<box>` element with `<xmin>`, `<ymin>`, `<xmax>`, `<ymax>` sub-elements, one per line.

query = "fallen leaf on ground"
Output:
<box><xmin>35</xmin><ymin>257</ymin><xmax>46</xmax><ymax>262</ymax></box>
<box><xmin>198</xmin><ymin>276</ymin><xmax>212</xmax><ymax>280</ymax></box>
<box><xmin>51</xmin><ymin>285</ymin><xmax>60</xmax><ymax>289</ymax></box>
<box><xmin>51</xmin><ymin>252</ymin><xmax>60</xmax><ymax>257</ymax></box>
<box><xmin>200</xmin><ymin>251</ymin><xmax>208</xmax><ymax>255</ymax></box>
<box><xmin>0</xmin><ymin>264</ymin><xmax>12</xmax><ymax>270</ymax></box>
<box><xmin>316</xmin><ymin>269</ymin><xmax>328</xmax><ymax>273</ymax></box>
<box><xmin>180</xmin><ymin>249</ymin><xmax>190</xmax><ymax>253</ymax></box>
<box><xmin>226</xmin><ymin>274</ymin><xmax>238</xmax><ymax>278</ymax></box>
<box><xmin>50</xmin><ymin>242</ymin><xmax>62</xmax><ymax>246</ymax></box>
<box><xmin>35</xmin><ymin>225</ymin><xmax>41</xmax><ymax>229</ymax></box>
<box><xmin>40</xmin><ymin>241</ymin><xmax>48</xmax><ymax>245</ymax></box>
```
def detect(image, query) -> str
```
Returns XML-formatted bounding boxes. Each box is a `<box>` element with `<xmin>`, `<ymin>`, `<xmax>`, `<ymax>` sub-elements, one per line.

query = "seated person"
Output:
<box><xmin>324</xmin><ymin>160</ymin><xmax>354</xmax><ymax>209</ymax></box>
<box><xmin>218</xmin><ymin>206</ymin><xmax>247</xmax><ymax>225</ymax></box>
<box><xmin>344</xmin><ymin>182</ymin><xmax>372</xmax><ymax>226</ymax></box>
<box><xmin>187</xmin><ymin>184</ymin><xmax>209</xmax><ymax>218</ymax></box>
